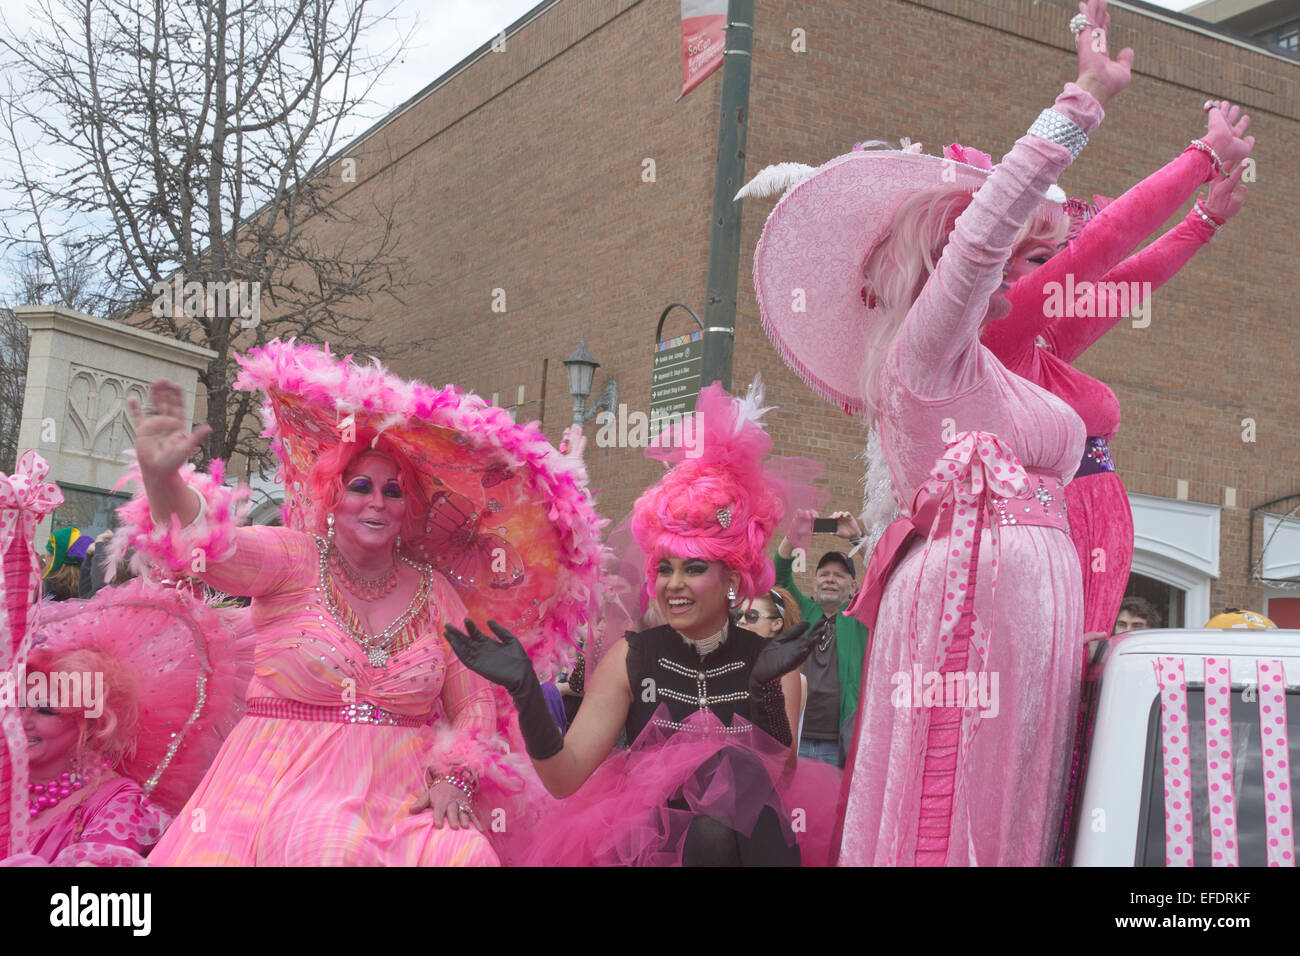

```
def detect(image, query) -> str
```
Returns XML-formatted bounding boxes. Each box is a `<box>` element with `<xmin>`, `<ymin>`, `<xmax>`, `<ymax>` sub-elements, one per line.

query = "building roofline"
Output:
<box><xmin>1113</xmin><ymin>0</ymin><xmax>1300</xmax><ymax>65</ymax></box>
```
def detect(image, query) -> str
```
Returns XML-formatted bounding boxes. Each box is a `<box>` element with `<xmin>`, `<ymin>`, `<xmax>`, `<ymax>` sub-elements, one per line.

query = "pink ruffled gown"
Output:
<box><xmin>983</xmin><ymin>148</ymin><xmax>1221</xmax><ymax>636</ymax></box>
<box><xmin>4</xmin><ymin>777</ymin><xmax>170</xmax><ymax>866</ymax></box>
<box><xmin>147</xmin><ymin>526</ymin><xmax>503</xmax><ymax>866</ymax></box>
<box><xmin>837</xmin><ymin>84</ymin><xmax>1101</xmax><ymax>866</ymax></box>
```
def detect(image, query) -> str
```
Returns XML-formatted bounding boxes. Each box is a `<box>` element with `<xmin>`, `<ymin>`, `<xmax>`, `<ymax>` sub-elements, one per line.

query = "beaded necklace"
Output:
<box><xmin>680</xmin><ymin>623</ymin><xmax>729</xmax><ymax>659</ymax></box>
<box><xmin>314</xmin><ymin>536</ymin><xmax>434</xmax><ymax>667</ymax></box>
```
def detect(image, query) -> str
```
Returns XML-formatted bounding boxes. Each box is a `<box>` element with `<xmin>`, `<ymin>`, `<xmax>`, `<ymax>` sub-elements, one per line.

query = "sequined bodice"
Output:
<box><xmin>623</xmin><ymin>624</ymin><xmax>763</xmax><ymax>742</ymax></box>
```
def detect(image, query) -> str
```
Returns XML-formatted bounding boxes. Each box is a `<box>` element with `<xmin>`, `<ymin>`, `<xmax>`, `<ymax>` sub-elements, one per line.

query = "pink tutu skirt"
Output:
<box><xmin>518</xmin><ymin>707</ymin><xmax>840</xmax><ymax>866</ymax></box>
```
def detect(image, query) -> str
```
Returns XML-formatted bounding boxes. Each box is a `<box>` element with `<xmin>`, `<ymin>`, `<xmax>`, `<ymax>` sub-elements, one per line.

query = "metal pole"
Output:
<box><xmin>698</xmin><ymin>0</ymin><xmax>753</xmax><ymax>393</ymax></box>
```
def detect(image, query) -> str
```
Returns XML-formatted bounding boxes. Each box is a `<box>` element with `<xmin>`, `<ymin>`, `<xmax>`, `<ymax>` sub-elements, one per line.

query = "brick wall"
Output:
<box><xmin>297</xmin><ymin>0</ymin><xmax>1299</xmax><ymax>609</ymax></box>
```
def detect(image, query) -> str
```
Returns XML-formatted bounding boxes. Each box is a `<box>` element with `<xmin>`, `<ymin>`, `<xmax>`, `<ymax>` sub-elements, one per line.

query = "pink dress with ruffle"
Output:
<box><xmin>837</xmin><ymin>85</ymin><xmax>1101</xmax><ymax>866</ymax></box>
<box><xmin>983</xmin><ymin>149</ymin><xmax>1219</xmax><ymax>635</ymax></box>
<box><xmin>147</xmin><ymin>526</ymin><xmax>504</xmax><ymax>866</ymax></box>
<box><xmin>4</xmin><ymin>777</ymin><xmax>170</xmax><ymax>866</ymax></box>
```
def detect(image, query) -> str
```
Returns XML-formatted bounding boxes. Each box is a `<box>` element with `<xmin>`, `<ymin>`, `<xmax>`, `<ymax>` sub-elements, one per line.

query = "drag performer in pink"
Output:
<box><xmin>446</xmin><ymin>380</ymin><xmax>842</xmax><ymax>866</ymax></box>
<box><xmin>982</xmin><ymin>99</ymin><xmax>1254</xmax><ymax>636</ymax></box>
<box><xmin>114</xmin><ymin>341</ymin><xmax>603</xmax><ymax>866</ymax></box>
<box><xmin>749</xmin><ymin>0</ymin><xmax>1133</xmax><ymax>865</ymax></box>
<box><xmin>0</xmin><ymin>453</ymin><xmax>250</xmax><ymax>867</ymax></box>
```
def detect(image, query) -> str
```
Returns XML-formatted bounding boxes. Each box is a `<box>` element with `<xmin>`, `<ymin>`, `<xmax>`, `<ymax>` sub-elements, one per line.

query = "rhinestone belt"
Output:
<box><xmin>1075</xmin><ymin>435</ymin><xmax>1115</xmax><ymax>478</ymax></box>
<box><xmin>246</xmin><ymin>697</ymin><xmax>426</xmax><ymax>727</ymax></box>
<box><xmin>991</xmin><ymin>473</ymin><xmax>1070</xmax><ymax>534</ymax></box>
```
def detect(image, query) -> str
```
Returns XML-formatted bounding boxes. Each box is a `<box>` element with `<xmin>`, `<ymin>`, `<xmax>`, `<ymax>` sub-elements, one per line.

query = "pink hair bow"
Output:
<box><xmin>0</xmin><ymin>450</ymin><xmax>64</xmax><ymax>514</ymax></box>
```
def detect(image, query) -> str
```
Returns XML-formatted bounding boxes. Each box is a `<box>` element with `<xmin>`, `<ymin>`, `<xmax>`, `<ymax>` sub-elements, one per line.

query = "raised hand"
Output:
<box><xmin>1203</xmin><ymin>100</ymin><xmax>1254</xmax><ymax>169</ymax></box>
<box><xmin>750</xmin><ymin>621</ymin><xmax>816</xmax><ymax>686</ymax></box>
<box><xmin>443</xmin><ymin>618</ymin><xmax>534</xmax><ymax>695</ymax></box>
<box><xmin>1074</xmin><ymin>0</ymin><xmax>1135</xmax><ymax>107</ymax></box>
<box><xmin>445</xmin><ymin>618</ymin><xmax>563</xmax><ymax>761</ymax></box>
<box><xmin>1199</xmin><ymin>161</ymin><xmax>1249</xmax><ymax>223</ymax></box>
<box><xmin>829</xmin><ymin>510</ymin><xmax>863</xmax><ymax>541</ymax></box>
<box><xmin>128</xmin><ymin>380</ymin><xmax>211</xmax><ymax>483</ymax></box>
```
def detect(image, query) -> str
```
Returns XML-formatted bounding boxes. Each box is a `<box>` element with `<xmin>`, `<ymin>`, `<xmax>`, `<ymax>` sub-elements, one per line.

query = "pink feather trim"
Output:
<box><xmin>109</xmin><ymin>460</ymin><xmax>252</xmax><ymax>581</ymax></box>
<box><xmin>233</xmin><ymin>340</ymin><xmax>606</xmax><ymax>678</ymax></box>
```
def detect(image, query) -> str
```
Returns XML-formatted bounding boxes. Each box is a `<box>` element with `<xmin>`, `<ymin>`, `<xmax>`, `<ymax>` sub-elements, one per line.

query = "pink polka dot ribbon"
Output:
<box><xmin>907</xmin><ymin>431</ymin><xmax>1031</xmax><ymax>691</ymax></box>
<box><xmin>895</xmin><ymin>431</ymin><xmax>1032</xmax><ymax>862</ymax></box>
<box><xmin>1154</xmin><ymin>657</ymin><xmax>1193</xmax><ymax>866</ymax></box>
<box><xmin>0</xmin><ymin>451</ymin><xmax>63</xmax><ymax>859</ymax></box>
<box><xmin>1256</xmin><ymin>660</ymin><xmax>1294</xmax><ymax>867</ymax></box>
<box><xmin>1203</xmin><ymin>657</ymin><xmax>1237</xmax><ymax>866</ymax></box>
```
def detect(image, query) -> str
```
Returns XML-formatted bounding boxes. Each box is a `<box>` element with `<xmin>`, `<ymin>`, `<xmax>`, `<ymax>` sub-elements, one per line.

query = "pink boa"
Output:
<box><xmin>109</xmin><ymin>459</ymin><xmax>252</xmax><ymax>582</ymax></box>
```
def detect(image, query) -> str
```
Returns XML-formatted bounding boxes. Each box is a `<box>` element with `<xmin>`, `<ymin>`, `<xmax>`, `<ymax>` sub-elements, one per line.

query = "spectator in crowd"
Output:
<box><xmin>41</xmin><ymin>527</ymin><xmax>90</xmax><ymax>602</ymax></box>
<box><xmin>1113</xmin><ymin>596</ymin><xmax>1162</xmax><ymax>634</ymax></box>
<box><xmin>774</xmin><ymin>510</ymin><xmax>870</xmax><ymax>768</ymax></box>
<box><xmin>737</xmin><ymin>587</ymin><xmax>802</xmax><ymax>638</ymax></box>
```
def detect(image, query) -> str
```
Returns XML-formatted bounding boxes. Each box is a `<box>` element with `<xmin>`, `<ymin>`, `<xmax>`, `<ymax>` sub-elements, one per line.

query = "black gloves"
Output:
<box><xmin>443</xmin><ymin>618</ymin><xmax>564</xmax><ymax>761</ymax></box>
<box><xmin>748</xmin><ymin>620</ymin><xmax>821</xmax><ymax>746</ymax></box>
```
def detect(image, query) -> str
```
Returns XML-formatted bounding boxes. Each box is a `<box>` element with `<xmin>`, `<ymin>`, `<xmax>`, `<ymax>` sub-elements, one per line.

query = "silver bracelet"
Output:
<box><xmin>1192</xmin><ymin>201</ymin><xmax>1223</xmax><ymax>232</ymax></box>
<box><xmin>1187</xmin><ymin>139</ymin><xmax>1225</xmax><ymax>177</ymax></box>
<box><xmin>1028</xmin><ymin>108</ymin><xmax>1088</xmax><ymax>161</ymax></box>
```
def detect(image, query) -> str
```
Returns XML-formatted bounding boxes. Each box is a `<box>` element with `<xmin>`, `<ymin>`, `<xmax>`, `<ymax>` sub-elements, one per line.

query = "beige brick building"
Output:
<box><xmin>283</xmin><ymin>0</ymin><xmax>1300</xmax><ymax>629</ymax></box>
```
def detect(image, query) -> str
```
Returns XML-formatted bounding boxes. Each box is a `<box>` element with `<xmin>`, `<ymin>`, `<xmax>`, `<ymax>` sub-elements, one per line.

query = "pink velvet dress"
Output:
<box><xmin>983</xmin><ymin>149</ymin><xmax>1219</xmax><ymax>636</ymax></box>
<box><xmin>147</xmin><ymin>526</ymin><xmax>503</xmax><ymax>866</ymax></box>
<box><xmin>4</xmin><ymin>777</ymin><xmax>170</xmax><ymax>866</ymax></box>
<box><xmin>836</xmin><ymin>84</ymin><xmax>1101</xmax><ymax>867</ymax></box>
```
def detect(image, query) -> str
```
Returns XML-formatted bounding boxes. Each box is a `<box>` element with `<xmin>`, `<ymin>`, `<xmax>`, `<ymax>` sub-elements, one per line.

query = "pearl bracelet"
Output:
<box><xmin>1192</xmin><ymin>201</ymin><xmax>1224</xmax><ymax>231</ymax></box>
<box><xmin>1187</xmin><ymin>139</ymin><xmax>1225</xmax><ymax>177</ymax></box>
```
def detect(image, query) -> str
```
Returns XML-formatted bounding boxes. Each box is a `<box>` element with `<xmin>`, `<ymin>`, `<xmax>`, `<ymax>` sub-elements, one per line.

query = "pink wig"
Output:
<box><xmin>26</xmin><ymin>646</ymin><xmax>141</xmax><ymax>766</ymax></box>
<box><xmin>859</xmin><ymin>185</ymin><xmax>1068</xmax><ymax>424</ymax></box>
<box><xmin>305</xmin><ymin>427</ymin><xmax>430</xmax><ymax>551</ymax></box>
<box><xmin>631</xmin><ymin>381</ymin><xmax>783</xmax><ymax>602</ymax></box>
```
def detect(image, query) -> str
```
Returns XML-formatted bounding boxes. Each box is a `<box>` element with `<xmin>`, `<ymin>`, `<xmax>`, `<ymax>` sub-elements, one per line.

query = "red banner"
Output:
<box><xmin>680</xmin><ymin>0</ymin><xmax>727</xmax><ymax>97</ymax></box>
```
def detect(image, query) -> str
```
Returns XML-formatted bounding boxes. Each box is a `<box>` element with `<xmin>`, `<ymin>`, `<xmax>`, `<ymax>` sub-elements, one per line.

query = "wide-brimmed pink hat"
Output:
<box><xmin>747</xmin><ymin>142</ymin><xmax>1066</xmax><ymax>416</ymax></box>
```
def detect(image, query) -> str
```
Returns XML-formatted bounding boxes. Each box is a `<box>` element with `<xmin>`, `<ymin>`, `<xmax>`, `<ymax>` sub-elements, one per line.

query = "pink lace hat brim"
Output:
<box><xmin>752</xmin><ymin>149</ymin><xmax>1064</xmax><ymax>416</ymax></box>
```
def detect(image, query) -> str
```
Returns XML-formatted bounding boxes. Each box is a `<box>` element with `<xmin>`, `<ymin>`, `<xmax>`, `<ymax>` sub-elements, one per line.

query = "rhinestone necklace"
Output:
<box><xmin>328</xmin><ymin>544</ymin><xmax>399</xmax><ymax>600</ymax></box>
<box><xmin>315</xmin><ymin>536</ymin><xmax>433</xmax><ymax>667</ymax></box>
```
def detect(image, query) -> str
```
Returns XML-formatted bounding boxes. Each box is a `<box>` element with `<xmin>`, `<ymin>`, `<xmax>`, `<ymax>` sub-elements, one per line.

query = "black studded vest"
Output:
<box><xmin>623</xmin><ymin>623</ymin><xmax>764</xmax><ymax>742</ymax></box>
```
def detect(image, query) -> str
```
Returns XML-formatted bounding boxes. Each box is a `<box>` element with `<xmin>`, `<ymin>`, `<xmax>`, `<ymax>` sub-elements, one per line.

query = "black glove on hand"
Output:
<box><xmin>748</xmin><ymin>620</ymin><xmax>816</xmax><ymax>746</ymax></box>
<box><xmin>443</xmin><ymin>618</ymin><xmax>564</xmax><ymax>761</ymax></box>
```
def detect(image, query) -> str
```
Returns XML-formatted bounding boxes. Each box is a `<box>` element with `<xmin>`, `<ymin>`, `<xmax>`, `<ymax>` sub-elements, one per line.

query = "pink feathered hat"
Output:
<box><xmin>234</xmin><ymin>339</ymin><xmax>606</xmax><ymax>677</ymax></box>
<box><xmin>30</xmin><ymin>579</ymin><xmax>255</xmax><ymax>816</ymax></box>
<box><xmin>746</xmin><ymin>142</ymin><xmax>1067</xmax><ymax>416</ymax></box>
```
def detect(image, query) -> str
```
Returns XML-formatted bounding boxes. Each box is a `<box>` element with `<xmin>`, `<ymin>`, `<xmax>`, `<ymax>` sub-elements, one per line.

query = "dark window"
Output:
<box><xmin>1263</xmin><ymin>18</ymin><xmax>1300</xmax><ymax>53</ymax></box>
<box><xmin>1139</xmin><ymin>686</ymin><xmax>1300</xmax><ymax>866</ymax></box>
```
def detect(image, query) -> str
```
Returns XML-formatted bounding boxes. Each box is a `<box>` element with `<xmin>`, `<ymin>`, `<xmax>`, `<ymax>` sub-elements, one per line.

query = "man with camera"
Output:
<box><xmin>774</xmin><ymin>510</ymin><xmax>870</xmax><ymax>768</ymax></box>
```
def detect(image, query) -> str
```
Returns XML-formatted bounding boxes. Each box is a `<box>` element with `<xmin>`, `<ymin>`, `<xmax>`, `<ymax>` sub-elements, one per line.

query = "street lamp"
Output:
<box><xmin>563</xmin><ymin>334</ymin><xmax>617</xmax><ymax>428</ymax></box>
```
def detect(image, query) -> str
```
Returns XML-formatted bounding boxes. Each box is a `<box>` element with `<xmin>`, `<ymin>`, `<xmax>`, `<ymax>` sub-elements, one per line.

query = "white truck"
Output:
<box><xmin>1064</xmin><ymin>628</ymin><xmax>1299</xmax><ymax>866</ymax></box>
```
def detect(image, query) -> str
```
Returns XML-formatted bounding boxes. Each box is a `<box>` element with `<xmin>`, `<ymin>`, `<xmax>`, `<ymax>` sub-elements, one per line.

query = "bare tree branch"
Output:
<box><xmin>0</xmin><ymin>0</ymin><xmax>419</xmax><ymax>469</ymax></box>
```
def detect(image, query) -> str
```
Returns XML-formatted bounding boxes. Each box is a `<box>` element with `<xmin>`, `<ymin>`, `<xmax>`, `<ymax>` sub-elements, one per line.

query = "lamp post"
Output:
<box><xmin>564</xmin><ymin>334</ymin><xmax>617</xmax><ymax>428</ymax></box>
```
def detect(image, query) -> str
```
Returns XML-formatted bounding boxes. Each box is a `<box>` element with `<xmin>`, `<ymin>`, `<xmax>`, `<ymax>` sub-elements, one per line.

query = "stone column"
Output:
<box><xmin>15</xmin><ymin>306</ymin><xmax>216</xmax><ymax>543</ymax></box>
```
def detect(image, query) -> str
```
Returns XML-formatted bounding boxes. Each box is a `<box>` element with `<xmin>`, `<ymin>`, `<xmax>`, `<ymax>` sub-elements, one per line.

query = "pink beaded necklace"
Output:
<box><xmin>28</xmin><ymin>757</ymin><xmax>112</xmax><ymax>819</ymax></box>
